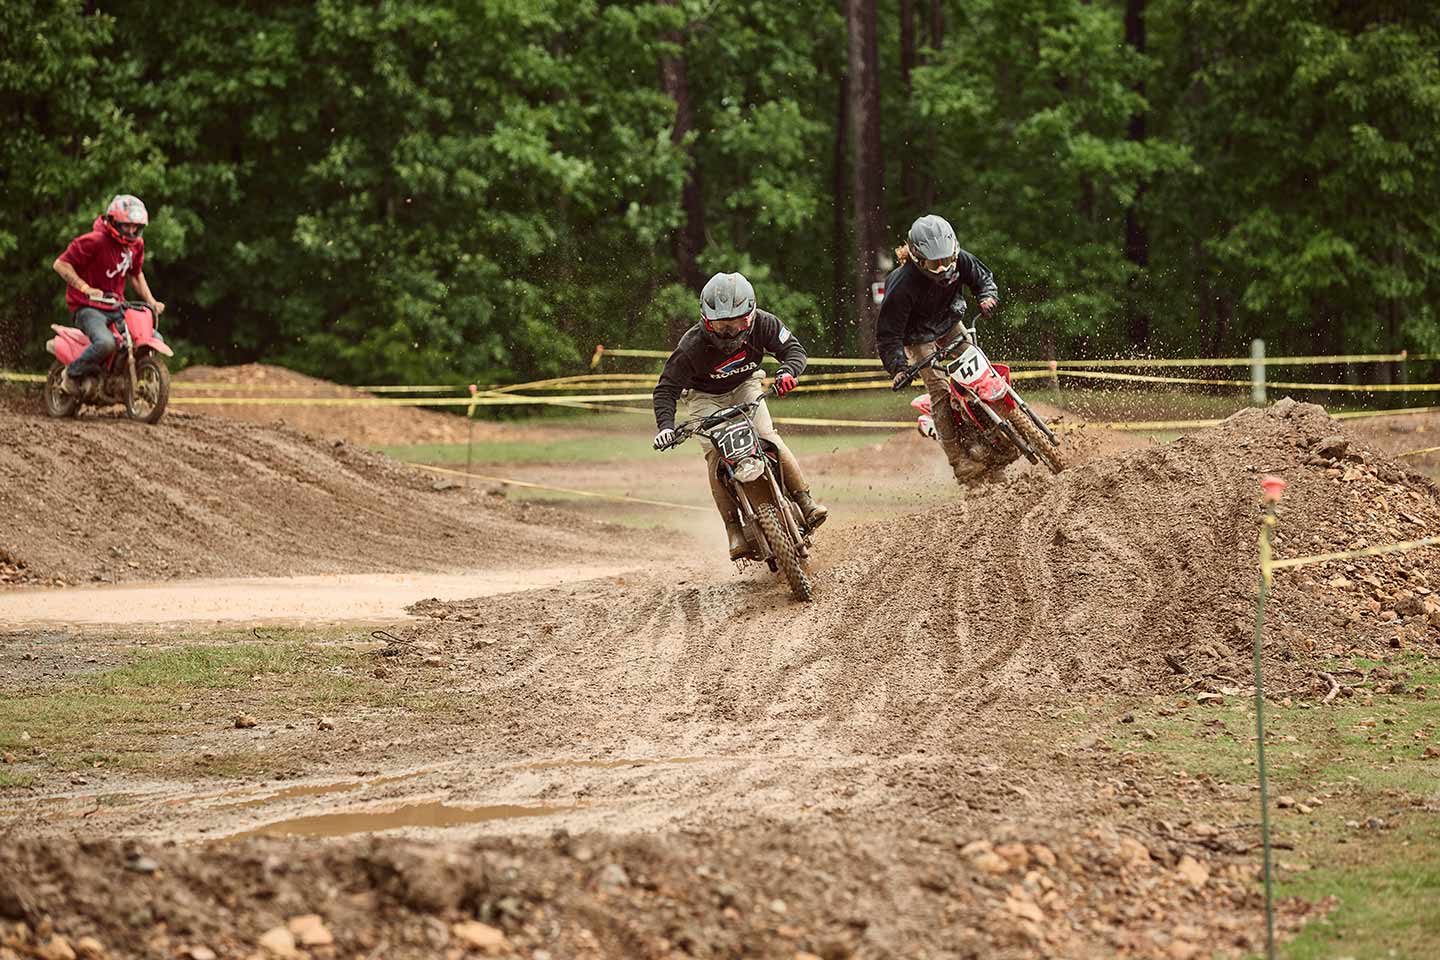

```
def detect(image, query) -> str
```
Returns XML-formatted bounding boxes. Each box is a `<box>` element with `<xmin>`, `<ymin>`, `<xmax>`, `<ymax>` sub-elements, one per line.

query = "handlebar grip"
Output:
<box><xmin>891</xmin><ymin>371</ymin><xmax>916</xmax><ymax>392</ymax></box>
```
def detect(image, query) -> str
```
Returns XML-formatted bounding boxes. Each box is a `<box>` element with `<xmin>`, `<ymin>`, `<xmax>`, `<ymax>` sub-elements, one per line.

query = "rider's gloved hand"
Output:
<box><xmin>892</xmin><ymin>370</ymin><xmax>909</xmax><ymax>389</ymax></box>
<box><xmin>653</xmin><ymin>428</ymin><xmax>676</xmax><ymax>450</ymax></box>
<box><xmin>979</xmin><ymin>297</ymin><xmax>998</xmax><ymax>318</ymax></box>
<box><xmin>774</xmin><ymin>372</ymin><xmax>797</xmax><ymax>397</ymax></box>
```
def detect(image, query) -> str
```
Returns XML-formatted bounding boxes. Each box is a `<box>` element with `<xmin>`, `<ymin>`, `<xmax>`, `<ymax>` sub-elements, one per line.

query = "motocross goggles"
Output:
<box><xmin>920</xmin><ymin>254</ymin><xmax>957</xmax><ymax>276</ymax></box>
<box><xmin>702</xmin><ymin>308</ymin><xmax>754</xmax><ymax>338</ymax></box>
<box><xmin>115</xmin><ymin>220</ymin><xmax>144</xmax><ymax>239</ymax></box>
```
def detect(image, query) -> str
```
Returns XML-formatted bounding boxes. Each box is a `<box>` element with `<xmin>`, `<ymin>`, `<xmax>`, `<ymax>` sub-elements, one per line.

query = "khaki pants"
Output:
<box><xmin>681</xmin><ymin>372</ymin><xmax>809</xmax><ymax>517</ymax></box>
<box><xmin>904</xmin><ymin>324</ymin><xmax>987</xmax><ymax>484</ymax></box>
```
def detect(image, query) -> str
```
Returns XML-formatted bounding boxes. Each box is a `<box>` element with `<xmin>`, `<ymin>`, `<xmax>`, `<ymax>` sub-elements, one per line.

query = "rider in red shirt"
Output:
<box><xmin>51</xmin><ymin>195</ymin><xmax>166</xmax><ymax>394</ymax></box>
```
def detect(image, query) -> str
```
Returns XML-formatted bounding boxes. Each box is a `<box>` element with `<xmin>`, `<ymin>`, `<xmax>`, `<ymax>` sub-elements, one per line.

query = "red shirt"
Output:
<box><xmin>59</xmin><ymin>220</ymin><xmax>144</xmax><ymax>312</ymax></box>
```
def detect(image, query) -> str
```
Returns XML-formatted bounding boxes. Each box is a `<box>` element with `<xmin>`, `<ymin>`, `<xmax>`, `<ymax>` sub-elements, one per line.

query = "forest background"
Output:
<box><xmin>4</xmin><ymin>0</ymin><xmax>1439</xmax><ymax>387</ymax></box>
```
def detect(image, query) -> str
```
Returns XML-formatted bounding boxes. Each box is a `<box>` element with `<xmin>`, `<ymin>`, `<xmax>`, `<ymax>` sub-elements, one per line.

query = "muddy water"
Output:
<box><xmin>230</xmin><ymin>802</ymin><xmax>569</xmax><ymax>839</ymax></box>
<box><xmin>0</xmin><ymin>565</ymin><xmax>635</xmax><ymax>627</ymax></box>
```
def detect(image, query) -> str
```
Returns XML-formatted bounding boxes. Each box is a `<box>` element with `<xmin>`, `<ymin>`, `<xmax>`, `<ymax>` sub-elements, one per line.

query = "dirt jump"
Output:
<box><xmin>2</xmin><ymin>386</ymin><xmax>1438</xmax><ymax>959</ymax></box>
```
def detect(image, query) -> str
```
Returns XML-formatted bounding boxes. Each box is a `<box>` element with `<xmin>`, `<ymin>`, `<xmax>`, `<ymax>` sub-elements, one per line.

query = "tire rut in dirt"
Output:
<box><xmin>404</xmin><ymin>401</ymin><xmax>1440</xmax><ymax>767</ymax></box>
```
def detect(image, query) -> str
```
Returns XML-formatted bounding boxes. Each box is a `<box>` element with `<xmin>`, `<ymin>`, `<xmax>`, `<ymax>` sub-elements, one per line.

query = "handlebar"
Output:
<box><xmin>657</xmin><ymin>383</ymin><xmax>781</xmax><ymax>451</ymax></box>
<box><xmin>87</xmin><ymin>294</ymin><xmax>153</xmax><ymax>315</ymax></box>
<box><xmin>890</xmin><ymin>326</ymin><xmax>975</xmax><ymax>392</ymax></box>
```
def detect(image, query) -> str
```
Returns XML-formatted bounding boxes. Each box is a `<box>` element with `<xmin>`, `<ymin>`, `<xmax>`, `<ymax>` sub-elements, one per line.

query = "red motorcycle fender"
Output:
<box><xmin>975</xmin><ymin>363</ymin><xmax>1014</xmax><ymax>404</ymax></box>
<box><xmin>137</xmin><ymin>337</ymin><xmax>174</xmax><ymax>358</ymax></box>
<box><xmin>48</xmin><ymin>325</ymin><xmax>90</xmax><ymax>366</ymax></box>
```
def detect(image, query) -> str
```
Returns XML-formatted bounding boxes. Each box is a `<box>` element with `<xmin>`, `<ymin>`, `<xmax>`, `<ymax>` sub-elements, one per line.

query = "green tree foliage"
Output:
<box><xmin>2</xmin><ymin>0</ymin><xmax>1438</xmax><ymax>381</ymax></box>
<box><xmin>904</xmin><ymin>0</ymin><xmax>1191</xmax><ymax>357</ymax></box>
<box><xmin>1</xmin><ymin>1</ymin><xmax>156</xmax><ymax>368</ymax></box>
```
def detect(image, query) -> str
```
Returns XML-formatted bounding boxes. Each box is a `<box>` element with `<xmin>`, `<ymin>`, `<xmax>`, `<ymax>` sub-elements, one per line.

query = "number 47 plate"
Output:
<box><xmin>953</xmin><ymin>344</ymin><xmax>989</xmax><ymax>384</ymax></box>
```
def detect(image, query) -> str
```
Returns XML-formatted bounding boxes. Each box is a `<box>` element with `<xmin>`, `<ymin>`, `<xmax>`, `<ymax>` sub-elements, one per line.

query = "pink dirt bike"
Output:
<box><xmin>892</xmin><ymin>318</ymin><xmax>1065</xmax><ymax>475</ymax></box>
<box><xmin>43</xmin><ymin>295</ymin><xmax>173</xmax><ymax>424</ymax></box>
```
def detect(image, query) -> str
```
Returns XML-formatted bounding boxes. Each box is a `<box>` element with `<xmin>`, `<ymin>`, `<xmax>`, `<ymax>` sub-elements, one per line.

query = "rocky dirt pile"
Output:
<box><xmin>172</xmin><ymin>364</ymin><xmax>549</xmax><ymax>447</ymax></box>
<box><xmin>0</xmin><ymin>813</ymin><xmax>1319</xmax><ymax>960</ymax></box>
<box><xmin>0</xmin><ymin>388</ymin><xmax>633</xmax><ymax>586</ymax></box>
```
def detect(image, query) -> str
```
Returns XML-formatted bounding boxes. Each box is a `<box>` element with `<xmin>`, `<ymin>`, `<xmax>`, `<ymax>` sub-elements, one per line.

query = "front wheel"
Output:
<box><xmin>1007</xmin><ymin>408</ymin><xmax>1065</xmax><ymax>474</ymax></box>
<box><xmin>754</xmin><ymin>501</ymin><xmax>812</xmax><ymax>602</ymax></box>
<box><xmin>126</xmin><ymin>354</ymin><xmax>170</xmax><ymax>424</ymax></box>
<box><xmin>43</xmin><ymin>363</ymin><xmax>80</xmax><ymax>419</ymax></box>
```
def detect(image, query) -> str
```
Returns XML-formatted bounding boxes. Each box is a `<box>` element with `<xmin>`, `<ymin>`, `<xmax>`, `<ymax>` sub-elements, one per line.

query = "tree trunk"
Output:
<box><xmin>899</xmin><ymin>0</ymin><xmax>918</xmax><ymax>213</ymax></box>
<box><xmin>1123</xmin><ymin>0</ymin><xmax>1150</xmax><ymax>349</ymax></box>
<box><xmin>922</xmin><ymin>1</ymin><xmax>944</xmax><ymax>209</ymax></box>
<box><xmin>659</xmin><ymin>1</ymin><xmax>705</xmax><ymax>342</ymax></box>
<box><xmin>832</xmin><ymin>69</ymin><xmax>851</xmax><ymax>357</ymax></box>
<box><xmin>847</xmin><ymin>0</ymin><xmax>885</xmax><ymax>356</ymax></box>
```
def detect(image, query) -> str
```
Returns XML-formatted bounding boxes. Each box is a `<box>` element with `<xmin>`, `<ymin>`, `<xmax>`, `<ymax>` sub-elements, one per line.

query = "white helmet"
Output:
<box><xmin>699</xmin><ymin>272</ymin><xmax>757</xmax><ymax>349</ymax></box>
<box><xmin>907</xmin><ymin>214</ymin><xmax>959</xmax><ymax>284</ymax></box>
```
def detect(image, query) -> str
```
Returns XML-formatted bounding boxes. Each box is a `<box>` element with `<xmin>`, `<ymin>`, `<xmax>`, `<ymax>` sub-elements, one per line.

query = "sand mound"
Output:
<box><xmin>0</xmin><ymin>395</ymin><xmax>634</xmax><ymax>586</ymax></box>
<box><xmin>172</xmin><ymin>363</ymin><xmax>536</xmax><ymax>447</ymax></box>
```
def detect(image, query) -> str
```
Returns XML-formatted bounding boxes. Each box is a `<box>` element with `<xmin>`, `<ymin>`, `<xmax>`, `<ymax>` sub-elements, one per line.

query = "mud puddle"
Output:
<box><xmin>0</xmin><ymin>565</ymin><xmax>636</xmax><ymax>627</ymax></box>
<box><xmin>229</xmin><ymin>801</ymin><xmax>570</xmax><ymax>839</ymax></box>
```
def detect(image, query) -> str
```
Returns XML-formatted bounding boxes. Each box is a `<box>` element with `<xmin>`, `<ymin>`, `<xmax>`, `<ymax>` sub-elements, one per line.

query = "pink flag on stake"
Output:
<box><xmin>469</xmin><ymin>384</ymin><xmax>478</xmax><ymax>395</ymax></box>
<box><xmin>1261</xmin><ymin>475</ymin><xmax>1287</xmax><ymax>502</ymax></box>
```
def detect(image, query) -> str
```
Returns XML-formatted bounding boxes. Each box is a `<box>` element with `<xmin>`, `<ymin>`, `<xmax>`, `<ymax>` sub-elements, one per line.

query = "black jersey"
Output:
<box><xmin>875</xmin><ymin>251</ymin><xmax>999</xmax><ymax>375</ymax></box>
<box><xmin>652</xmin><ymin>310</ymin><xmax>807</xmax><ymax>430</ymax></box>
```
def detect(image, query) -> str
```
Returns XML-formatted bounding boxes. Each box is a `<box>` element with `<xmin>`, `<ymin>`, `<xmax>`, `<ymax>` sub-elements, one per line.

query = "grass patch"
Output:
<box><xmin>1109</xmin><ymin>654</ymin><xmax>1440</xmax><ymax>959</ymax></box>
<box><xmin>1280</xmin><ymin>819</ymin><xmax>1440</xmax><ymax>960</ymax></box>
<box><xmin>0</xmin><ymin>643</ymin><xmax>389</xmax><ymax>776</ymax></box>
<box><xmin>89</xmin><ymin>644</ymin><xmax>351</xmax><ymax>691</ymax></box>
<box><xmin>0</xmin><ymin>769</ymin><xmax>36</xmax><ymax>789</ymax></box>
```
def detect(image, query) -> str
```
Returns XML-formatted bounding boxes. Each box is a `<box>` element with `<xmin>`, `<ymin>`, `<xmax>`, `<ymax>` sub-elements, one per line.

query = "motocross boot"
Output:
<box><xmin>793</xmin><ymin>490</ymin><xmax>828</xmax><ymax>529</ymax></box>
<box><xmin>723</xmin><ymin>515</ymin><xmax>750</xmax><ymax>561</ymax></box>
<box><xmin>58</xmin><ymin>368</ymin><xmax>79</xmax><ymax>396</ymax></box>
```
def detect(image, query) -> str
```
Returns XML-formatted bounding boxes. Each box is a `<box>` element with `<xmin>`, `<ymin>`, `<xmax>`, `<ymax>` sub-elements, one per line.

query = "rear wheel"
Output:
<box><xmin>1007</xmin><ymin>408</ymin><xmax>1065</xmax><ymax>474</ymax></box>
<box><xmin>755</xmin><ymin>501</ymin><xmax>812</xmax><ymax>602</ymax></box>
<box><xmin>43</xmin><ymin>363</ymin><xmax>79</xmax><ymax>418</ymax></box>
<box><xmin>126</xmin><ymin>354</ymin><xmax>170</xmax><ymax>424</ymax></box>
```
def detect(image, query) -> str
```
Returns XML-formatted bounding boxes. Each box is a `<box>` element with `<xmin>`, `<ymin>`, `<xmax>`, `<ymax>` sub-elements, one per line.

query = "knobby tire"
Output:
<box><xmin>1007</xmin><ymin>408</ymin><xmax>1065</xmax><ymax>474</ymax></box>
<box><xmin>755</xmin><ymin>501</ymin><xmax>812</xmax><ymax>602</ymax></box>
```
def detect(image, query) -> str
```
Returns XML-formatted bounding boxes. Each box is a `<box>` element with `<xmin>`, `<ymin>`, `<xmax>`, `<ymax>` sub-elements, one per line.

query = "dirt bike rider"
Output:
<box><xmin>876</xmin><ymin>214</ymin><xmax>1011</xmax><ymax>484</ymax></box>
<box><xmin>51</xmin><ymin>194</ymin><xmax>165</xmax><ymax>396</ymax></box>
<box><xmin>652</xmin><ymin>272</ymin><xmax>828</xmax><ymax>560</ymax></box>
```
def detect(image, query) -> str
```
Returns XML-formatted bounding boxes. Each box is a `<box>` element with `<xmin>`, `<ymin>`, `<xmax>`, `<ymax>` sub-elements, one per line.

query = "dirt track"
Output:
<box><xmin>3</xmin><ymin>395</ymin><xmax>1439</xmax><ymax>959</ymax></box>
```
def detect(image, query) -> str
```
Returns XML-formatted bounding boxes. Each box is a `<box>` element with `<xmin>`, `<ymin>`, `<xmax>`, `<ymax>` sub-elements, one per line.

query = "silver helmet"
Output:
<box><xmin>699</xmin><ymin>272</ymin><xmax>757</xmax><ymax>349</ymax></box>
<box><xmin>907</xmin><ymin>214</ymin><xmax>959</xmax><ymax>284</ymax></box>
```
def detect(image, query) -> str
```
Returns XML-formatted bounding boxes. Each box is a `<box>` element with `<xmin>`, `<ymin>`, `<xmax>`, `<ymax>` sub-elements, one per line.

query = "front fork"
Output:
<box><xmin>124</xmin><ymin>329</ymin><xmax>137</xmax><ymax>400</ymax></box>
<box><xmin>728</xmin><ymin>465</ymin><xmax>807</xmax><ymax>562</ymax></box>
<box><xmin>958</xmin><ymin>387</ymin><xmax>1036</xmax><ymax>461</ymax></box>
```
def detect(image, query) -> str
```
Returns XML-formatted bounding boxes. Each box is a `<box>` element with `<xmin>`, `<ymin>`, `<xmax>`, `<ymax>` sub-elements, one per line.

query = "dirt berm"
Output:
<box><xmin>0</xmin><ymin>389</ymin><xmax>634</xmax><ymax>586</ymax></box>
<box><xmin>2</xmin><ymin>401</ymin><xmax>1437</xmax><ymax>959</ymax></box>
